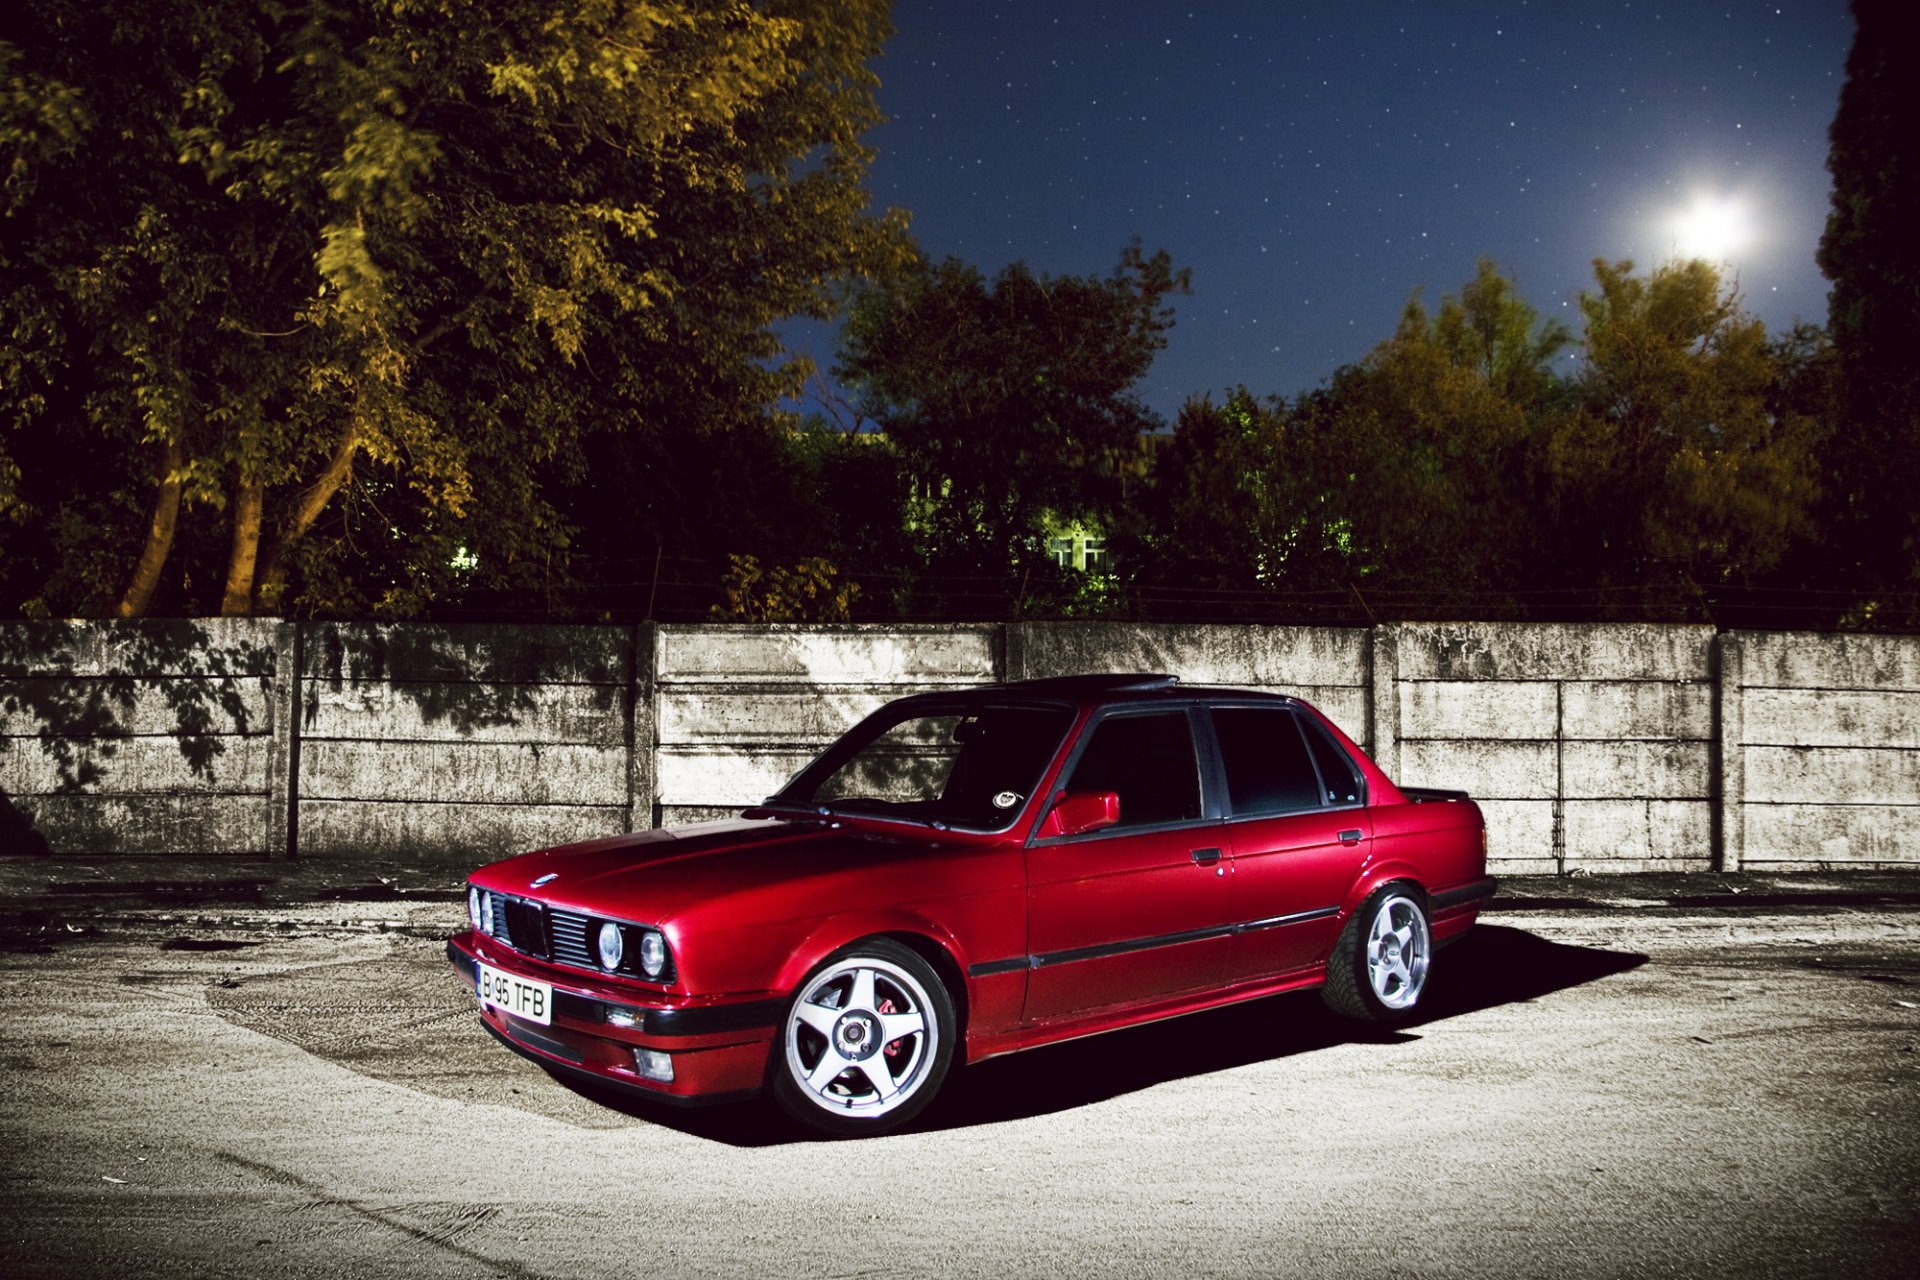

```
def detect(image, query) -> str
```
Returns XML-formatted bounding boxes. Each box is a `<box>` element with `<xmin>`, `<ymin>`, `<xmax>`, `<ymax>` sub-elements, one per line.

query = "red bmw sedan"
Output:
<box><xmin>448</xmin><ymin>673</ymin><xmax>1492</xmax><ymax>1136</ymax></box>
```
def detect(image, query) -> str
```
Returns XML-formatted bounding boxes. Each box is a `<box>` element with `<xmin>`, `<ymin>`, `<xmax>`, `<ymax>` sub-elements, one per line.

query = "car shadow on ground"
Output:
<box><xmin>587</xmin><ymin>924</ymin><xmax>1646</xmax><ymax>1146</ymax></box>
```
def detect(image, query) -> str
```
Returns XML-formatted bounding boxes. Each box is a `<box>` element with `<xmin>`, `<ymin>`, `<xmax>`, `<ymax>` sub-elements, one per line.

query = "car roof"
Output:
<box><xmin>926</xmin><ymin>673</ymin><xmax>1299</xmax><ymax>709</ymax></box>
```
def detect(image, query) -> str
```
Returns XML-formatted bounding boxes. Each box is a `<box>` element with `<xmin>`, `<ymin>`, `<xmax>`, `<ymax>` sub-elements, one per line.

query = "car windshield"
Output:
<box><xmin>774</xmin><ymin>701</ymin><xmax>1076</xmax><ymax>832</ymax></box>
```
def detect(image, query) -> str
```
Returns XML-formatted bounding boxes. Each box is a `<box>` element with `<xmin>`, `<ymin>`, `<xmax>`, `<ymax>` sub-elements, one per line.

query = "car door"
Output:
<box><xmin>1211</xmin><ymin>705</ymin><xmax>1372</xmax><ymax>982</ymax></box>
<box><xmin>1023</xmin><ymin>706</ymin><xmax>1231</xmax><ymax>1021</ymax></box>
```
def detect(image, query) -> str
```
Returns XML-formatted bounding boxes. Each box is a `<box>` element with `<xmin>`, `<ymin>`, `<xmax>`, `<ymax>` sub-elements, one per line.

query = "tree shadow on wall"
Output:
<box><xmin>300</xmin><ymin>623</ymin><xmax>625</xmax><ymax>740</ymax></box>
<box><xmin>0</xmin><ymin>621</ymin><xmax>271</xmax><ymax>853</ymax></box>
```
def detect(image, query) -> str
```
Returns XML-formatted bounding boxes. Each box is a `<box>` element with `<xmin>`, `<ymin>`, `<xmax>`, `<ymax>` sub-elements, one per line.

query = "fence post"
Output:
<box><xmin>1367</xmin><ymin>624</ymin><xmax>1400</xmax><ymax>780</ymax></box>
<box><xmin>1713</xmin><ymin>631</ymin><xmax>1745</xmax><ymax>872</ymax></box>
<box><xmin>627</xmin><ymin>623</ymin><xmax>657</xmax><ymax>833</ymax></box>
<box><xmin>266</xmin><ymin>621</ymin><xmax>302</xmax><ymax>859</ymax></box>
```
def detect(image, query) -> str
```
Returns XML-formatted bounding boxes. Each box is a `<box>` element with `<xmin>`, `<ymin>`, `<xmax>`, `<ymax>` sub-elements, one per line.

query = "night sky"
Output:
<box><xmin>790</xmin><ymin>0</ymin><xmax>1855</xmax><ymax>423</ymax></box>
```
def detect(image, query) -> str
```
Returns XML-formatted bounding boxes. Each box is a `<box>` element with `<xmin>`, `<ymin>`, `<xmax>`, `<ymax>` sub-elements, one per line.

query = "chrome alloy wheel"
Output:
<box><xmin>783</xmin><ymin>956</ymin><xmax>940</xmax><ymax>1120</ymax></box>
<box><xmin>1365</xmin><ymin>893</ymin><xmax>1431</xmax><ymax>1010</ymax></box>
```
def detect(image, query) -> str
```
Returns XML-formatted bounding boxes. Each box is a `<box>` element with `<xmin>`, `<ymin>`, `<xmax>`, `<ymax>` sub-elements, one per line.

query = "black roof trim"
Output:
<box><xmin>999</xmin><ymin>673</ymin><xmax>1179</xmax><ymax>697</ymax></box>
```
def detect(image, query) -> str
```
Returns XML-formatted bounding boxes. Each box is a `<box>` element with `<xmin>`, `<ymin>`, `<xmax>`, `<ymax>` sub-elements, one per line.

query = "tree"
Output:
<box><xmin>1818</xmin><ymin>0</ymin><xmax>1920</xmax><ymax>620</ymax></box>
<box><xmin>1550</xmin><ymin>258</ymin><xmax>1824</xmax><ymax>609</ymax></box>
<box><xmin>0</xmin><ymin>0</ymin><xmax>907</xmax><ymax>618</ymax></box>
<box><xmin>1130</xmin><ymin>260</ymin><xmax>1570</xmax><ymax>620</ymax></box>
<box><xmin>835</xmin><ymin>243</ymin><xmax>1189</xmax><ymax>614</ymax></box>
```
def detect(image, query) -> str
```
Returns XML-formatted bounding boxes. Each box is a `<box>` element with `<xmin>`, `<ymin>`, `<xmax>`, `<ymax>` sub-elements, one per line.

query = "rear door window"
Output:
<box><xmin>1210</xmin><ymin>707</ymin><xmax>1323</xmax><ymax>817</ymax></box>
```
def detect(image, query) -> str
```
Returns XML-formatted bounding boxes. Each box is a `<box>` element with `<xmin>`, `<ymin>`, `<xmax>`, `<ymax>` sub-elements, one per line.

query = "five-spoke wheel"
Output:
<box><xmin>1322</xmin><ymin>883</ymin><xmax>1432</xmax><ymax>1023</ymax></box>
<box><xmin>771</xmin><ymin>938</ymin><xmax>954</xmax><ymax>1136</ymax></box>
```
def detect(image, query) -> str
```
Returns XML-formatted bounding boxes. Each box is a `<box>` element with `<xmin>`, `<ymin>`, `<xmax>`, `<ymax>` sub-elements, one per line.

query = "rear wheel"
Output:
<box><xmin>1322</xmin><ymin>884</ymin><xmax>1431</xmax><ymax>1023</ymax></box>
<box><xmin>771</xmin><ymin>938</ymin><xmax>955</xmax><ymax>1137</ymax></box>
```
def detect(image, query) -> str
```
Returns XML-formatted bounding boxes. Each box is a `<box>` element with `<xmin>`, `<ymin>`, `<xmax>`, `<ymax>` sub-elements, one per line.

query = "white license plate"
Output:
<box><xmin>476</xmin><ymin>962</ymin><xmax>553</xmax><ymax>1027</ymax></box>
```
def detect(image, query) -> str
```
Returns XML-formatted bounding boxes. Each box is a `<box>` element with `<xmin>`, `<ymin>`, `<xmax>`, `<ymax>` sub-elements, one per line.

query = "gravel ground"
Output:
<box><xmin>0</xmin><ymin>896</ymin><xmax>1915</xmax><ymax>1279</ymax></box>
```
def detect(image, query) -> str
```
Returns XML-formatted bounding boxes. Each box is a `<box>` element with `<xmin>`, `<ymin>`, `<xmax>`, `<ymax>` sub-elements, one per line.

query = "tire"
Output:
<box><xmin>1321</xmin><ymin>883</ymin><xmax>1432</xmax><ymax>1023</ymax></box>
<box><xmin>770</xmin><ymin>938</ymin><xmax>956</xmax><ymax>1137</ymax></box>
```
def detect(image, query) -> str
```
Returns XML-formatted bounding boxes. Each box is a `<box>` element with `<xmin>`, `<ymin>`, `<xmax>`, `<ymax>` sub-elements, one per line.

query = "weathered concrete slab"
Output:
<box><xmin>1742</xmin><ymin>688</ymin><xmax>1920</xmax><ymax>749</ymax></box>
<box><xmin>658</xmin><ymin>805</ymin><xmax>751</xmax><ymax>827</ymax></box>
<box><xmin>1291</xmin><ymin>688</ymin><xmax>1370</xmax><ymax>748</ymax></box>
<box><xmin>1737</xmin><ymin>630</ymin><xmax>1920</xmax><ymax>691</ymax></box>
<box><xmin>1742</xmin><ymin>802</ymin><xmax>1920</xmax><ymax>865</ymax></box>
<box><xmin>658</xmin><ymin>687</ymin><xmax>937</xmax><ymax>746</ymax></box>
<box><xmin>301</xmin><ymin>742</ymin><xmax>626</xmax><ymax>807</ymax></box>
<box><xmin>655</xmin><ymin>748</ymin><xmax>818</xmax><ymax>807</ymax></box>
<box><xmin>1561</xmin><ymin>741</ymin><xmax>1711</xmax><ymax>799</ymax></box>
<box><xmin>657</xmin><ymin>626</ymin><xmax>996</xmax><ymax>684</ymax></box>
<box><xmin>1474</xmin><ymin>798</ymin><xmax>1555</xmax><ymax>865</ymax></box>
<box><xmin>11</xmin><ymin>793</ymin><xmax>270</xmax><ymax>855</ymax></box>
<box><xmin>1563</xmin><ymin>799</ymin><xmax>1712</xmax><ymax>862</ymax></box>
<box><xmin>1398</xmin><ymin>681</ymin><xmax>1558</xmax><ymax>741</ymax></box>
<box><xmin>304</xmin><ymin>623</ymin><xmax>630</xmax><ymax>686</ymax></box>
<box><xmin>301</xmin><ymin>680</ymin><xmax>627</xmax><ymax>745</ymax></box>
<box><xmin>1009</xmin><ymin>622</ymin><xmax>1366</xmax><ymax>688</ymax></box>
<box><xmin>0</xmin><ymin>618</ymin><xmax>280</xmax><ymax>677</ymax></box>
<box><xmin>299</xmin><ymin>799</ymin><xmax>627</xmax><ymax>859</ymax></box>
<box><xmin>1399</xmin><ymin>740</ymin><xmax>1556</xmax><ymax>799</ymax></box>
<box><xmin>0</xmin><ymin>736</ymin><xmax>268</xmax><ymax>796</ymax></box>
<box><xmin>0</xmin><ymin>677</ymin><xmax>270</xmax><ymax>738</ymax></box>
<box><xmin>1744</xmin><ymin>746</ymin><xmax>1920</xmax><ymax>806</ymax></box>
<box><xmin>1394</xmin><ymin>623</ymin><xmax>1714</xmax><ymax>682</ymax></box>
<box><xmin>1561</xmin><ymin>681</ymin><xmax>1713</xmax><ymax>741</ymax></box>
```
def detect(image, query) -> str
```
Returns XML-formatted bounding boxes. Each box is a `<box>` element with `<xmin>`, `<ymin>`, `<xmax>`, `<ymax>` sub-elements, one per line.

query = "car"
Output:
<box><xmin>446</xmin><ymin>672</ymin><xmax>1493</xmax><ymax>1136</ymax></box>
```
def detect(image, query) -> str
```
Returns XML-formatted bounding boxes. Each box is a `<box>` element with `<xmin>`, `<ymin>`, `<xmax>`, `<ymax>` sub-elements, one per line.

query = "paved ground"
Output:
<box><xmin>0</xmin><ymin>878</ymin><xmax>1915</xmax><ymax>1279</ymax></box>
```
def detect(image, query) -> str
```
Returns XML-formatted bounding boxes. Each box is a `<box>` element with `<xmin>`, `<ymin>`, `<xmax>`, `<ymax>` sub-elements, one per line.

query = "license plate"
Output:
<box><xmin>476</xmin><ymin>962</ymin><xmax>553</xmax><ymax>1027</ymax></box>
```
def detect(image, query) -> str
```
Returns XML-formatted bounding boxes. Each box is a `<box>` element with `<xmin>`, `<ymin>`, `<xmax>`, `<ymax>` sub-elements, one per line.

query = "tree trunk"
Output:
<box><xmin>220</xmin><ymin>474</ymin><xmax>264</xmax><ymax>615</ymax></box>
<box><xmin>253</xmin><ymin>422</ymin><xmax>359</xmax><ymax>609</ymax></box>
<box><xmin>115</xmin><ymin>435</ymin><xmax>184</xmax><ymax>618</ymax></box>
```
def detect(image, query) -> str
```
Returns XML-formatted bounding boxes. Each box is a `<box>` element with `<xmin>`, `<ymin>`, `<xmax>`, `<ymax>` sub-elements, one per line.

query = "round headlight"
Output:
<box><xmin>596</xmin><ymin>921</ymin><xmax>624</xmax><ymax>971</ymax></box>
<box><xmin>479</xmin><ymin>891</ymin><xmax>494</xmax><ymax>935</ymax></box>
<box><xmin>639</xmin><ymin>930</ymin><xmax>667</xmax><ymax>978</ymax></box>
<box><xmin>468</xmin><ymin>886</ymin><xmax>481</xmax><ymax>929</ymax></box>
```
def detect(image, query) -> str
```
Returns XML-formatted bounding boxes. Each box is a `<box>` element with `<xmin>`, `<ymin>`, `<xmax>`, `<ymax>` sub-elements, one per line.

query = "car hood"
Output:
<box><xmin>467</xmin><ymin>817</ymin><xmax>969</xmax><ymax>929</ymax></box>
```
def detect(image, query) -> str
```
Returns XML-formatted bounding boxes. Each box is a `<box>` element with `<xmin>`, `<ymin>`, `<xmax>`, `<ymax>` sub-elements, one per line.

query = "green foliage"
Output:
<box><xmin>710</xmin><ymin>554</ymin><xmax>859</xmax><ymax>623</ymax></box>
<box><xmin>1127</xmin><ymin>258</ymin><xmax>1828</xmax><ymax>623</ymax></box>
<box><xmin>835</xmin><ymin>242</ymin><xmax>1189</xmax><ymax>612</ymax></box>
<box><xmin>0</xmin><ymin>0</ymin><xmax>906</xmax><ymax>617</ymax></box>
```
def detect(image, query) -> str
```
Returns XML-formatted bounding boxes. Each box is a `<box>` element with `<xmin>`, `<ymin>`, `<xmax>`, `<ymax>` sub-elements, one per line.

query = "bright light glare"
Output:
<box><xmin>1671</xmin><ymin>192</ymin><xmax>1754</xmax><ymax>262</ymax></box>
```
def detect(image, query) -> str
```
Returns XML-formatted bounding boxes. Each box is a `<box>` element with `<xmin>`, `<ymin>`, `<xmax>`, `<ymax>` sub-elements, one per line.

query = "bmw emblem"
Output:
<box><xmin>530</xmin><ymin>873</ymin><xmax>559</xmax><ymax>887</ymax></box>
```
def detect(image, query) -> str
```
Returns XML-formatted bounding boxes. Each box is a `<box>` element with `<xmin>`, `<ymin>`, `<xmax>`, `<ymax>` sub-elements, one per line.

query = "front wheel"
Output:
<box><xmin>1322</xmin><ymin>884</ymin><xmax>1432</xmax><ymax>1023</ymax></box>
<box><xmin>771</xmin><ymin>938</ymin><xmax>955</xmax><ymax>1137</ymax></box>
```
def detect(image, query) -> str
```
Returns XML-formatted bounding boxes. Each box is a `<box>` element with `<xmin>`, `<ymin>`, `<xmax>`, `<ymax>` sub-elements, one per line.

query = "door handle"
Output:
<box><xmin>1338</xmin><ymin>829</ymin><xmax>1364</xmax><ymax>846</ymax></box>
<box><xmin>1190</xmin><ymin>846</ymin><xmax>1222</xmax><ymax>865</ymax></box>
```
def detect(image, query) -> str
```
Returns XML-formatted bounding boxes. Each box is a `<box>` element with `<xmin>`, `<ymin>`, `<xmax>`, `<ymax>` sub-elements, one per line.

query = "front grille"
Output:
<box><xmin>480</xmin><ymin>892</ymin><xmax>549</xmax><ymax>959</ymax></box>
<box><xmin>549</xmin><ymin>909</ymin><xmax>596</xmax><ymax>969</ymax></box>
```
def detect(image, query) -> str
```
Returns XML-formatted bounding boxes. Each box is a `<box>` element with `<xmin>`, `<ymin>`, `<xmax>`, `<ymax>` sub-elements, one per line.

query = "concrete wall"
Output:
<box><xmin>2</xmin><ymin>621</ymin><xmax>1915</xmax><ymax>872</ymax></box>
<box><xmin>0</xmin><ymin>620</ymin><xmax>280</xmax><ymax>855</ymax></box>
<box><xmin>1385</xmin><ymin>623</ymin><xmax>1716</xmax><ymax>875</ymax></box>
<box><xmin>1726</xmin><ymin>631</ymin><xmax>1920</xmax><ymax>871</ymax></box>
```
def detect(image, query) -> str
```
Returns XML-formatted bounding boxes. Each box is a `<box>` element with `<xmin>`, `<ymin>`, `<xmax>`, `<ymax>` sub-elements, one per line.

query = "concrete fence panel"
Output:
<box><xmin>1008</xmin><ymin>622</ymin><xmax>1372</xmax><ymax>747</ymax></box>
<box><xmin>0</xmin><ymin>618</ymin><xmax>280</xmax><ymax>855</ymax></box>
<box><xmin>1733</xmin><ymin>631</ymin><xmax>1920</xmax><ymax>870</ymax></box>
<box><xmin>652</xmin><ymin>624</ymin><xmax>999</xmax><ymax>826</ymax></box>
<box><xmin>1390</xmin><ymin>622</ymin><xmax>1717</xmax><ymax>876</ymax></box>
<box><xmin>294</xmin><ymin>623</ymin><xmax>636</xmax><ymax>860</ymax></box>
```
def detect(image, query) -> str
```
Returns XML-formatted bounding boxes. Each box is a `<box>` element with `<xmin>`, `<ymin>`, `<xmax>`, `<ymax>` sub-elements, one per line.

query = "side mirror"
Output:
<box><xmin>1042</xmin><ymin>790</ymin><xmax>1121</xmax><ymax>838</ymax></box>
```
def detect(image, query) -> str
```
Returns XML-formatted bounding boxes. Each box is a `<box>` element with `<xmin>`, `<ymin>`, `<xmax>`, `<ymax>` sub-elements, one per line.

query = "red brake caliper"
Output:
<box><xmin>877</xmin><ymin>997</ymin><xmax>901</xmax><ymax>1058</ymax></box>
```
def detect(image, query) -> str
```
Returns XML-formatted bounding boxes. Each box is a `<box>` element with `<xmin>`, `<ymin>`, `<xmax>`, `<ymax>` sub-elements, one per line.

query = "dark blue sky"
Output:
<box><xmin>790</xmin><ymin>0</ymin><xmax>1853</xmax><ymax>423</ymax></box>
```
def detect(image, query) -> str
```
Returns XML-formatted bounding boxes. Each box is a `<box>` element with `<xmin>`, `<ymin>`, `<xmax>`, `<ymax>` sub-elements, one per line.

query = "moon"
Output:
<box><xmin>1671</xmin><ymin>191</ymin><xmax>1755</xmax><ymax>262</ymax></box>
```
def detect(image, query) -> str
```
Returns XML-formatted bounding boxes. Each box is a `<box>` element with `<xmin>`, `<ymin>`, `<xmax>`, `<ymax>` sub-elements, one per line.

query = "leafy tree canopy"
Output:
<box><xmin>0</xmin><ymin>0</ymin><xmax>907</xmax><ymax>617</ymax></box>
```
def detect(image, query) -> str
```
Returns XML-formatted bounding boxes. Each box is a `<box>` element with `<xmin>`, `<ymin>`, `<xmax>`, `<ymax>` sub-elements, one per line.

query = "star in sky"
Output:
<box><xmin>793</xmin><ymin>1</ymin><xmax>1852</xmax><ymax>420</ymax></box>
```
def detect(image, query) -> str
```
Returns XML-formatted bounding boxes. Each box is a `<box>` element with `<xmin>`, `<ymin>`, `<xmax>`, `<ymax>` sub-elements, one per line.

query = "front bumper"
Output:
<box><xmin>446</xmin><ymin>930</ymin><xmax>781</xmax><ymax>1103</ymax></box>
